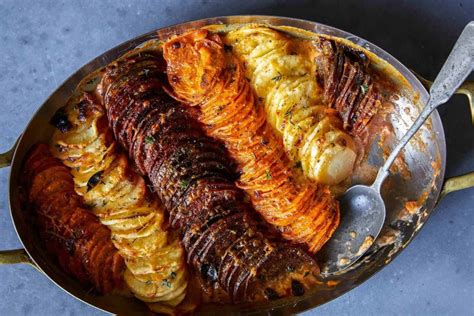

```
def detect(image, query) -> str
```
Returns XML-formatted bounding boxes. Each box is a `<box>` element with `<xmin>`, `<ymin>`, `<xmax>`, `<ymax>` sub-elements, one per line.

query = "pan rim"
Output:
<box><xmin>5</xmin><ymin>15</ymin><xmax>446</xmax><ymax>315</ymax></box>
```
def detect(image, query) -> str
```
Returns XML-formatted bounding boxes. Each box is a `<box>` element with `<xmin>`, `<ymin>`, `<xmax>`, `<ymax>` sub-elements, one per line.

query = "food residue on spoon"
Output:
<box><xmin>326</xmin><ymin>280</ymin><xmax>341</xmax><ymax>287</ymax></box>
<box><xmin>355</xmin><ymin>235</ymin><xmax>375</xmax><ymax>257</ymax></box>
<box><xmin>336</xmin><ymin>235</ymin><xmax>375</xmax><ymax>269</ymax></box>
<box><xmin>337</xmin><ymin>257</ymin><xmax>350</xmax><ymax>267</ymax></box>
<box><xmin>376</xmin><ymin>228</ymin><xmax>401</xmax><ymax>248</ymax></box>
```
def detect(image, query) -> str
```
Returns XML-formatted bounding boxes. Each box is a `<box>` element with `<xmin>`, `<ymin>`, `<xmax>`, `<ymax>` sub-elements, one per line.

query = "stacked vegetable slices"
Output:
<box><xmin>50</xmin><ymin>91</ymin><xmax>188</xmax><ymax>311</ymax></box>
<box><xmin>163</xmin><ymin>29</ymin><xmax>340</xmax><ymax>253</ymax></box>
<box><xmin>100</xmin><ymin>49</ymin><xmax>320</xmax><ymax>302</ymax></box>
<box><xmin>23</xmin><ymin>144</ymin><xmax>126</xmax><ymax>294</ymax></box>
<box><xmin>224</xmin><ymin>25</ymin><xmax>357</xmax><ymax>185</ymax></box>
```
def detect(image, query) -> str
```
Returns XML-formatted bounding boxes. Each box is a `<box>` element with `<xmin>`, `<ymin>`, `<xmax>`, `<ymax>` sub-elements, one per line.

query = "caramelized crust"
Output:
<box><xmin>23</xmin><ymin>144</ymin><xmax>125</xmax><ymax>294</ymax></box>
<box><xmin>163</xmin><ymin>29</ymin><xmax>339</xmax><ymax>253</ymax></box>
<box><xmin>50</xmin><ymin>93</ymin><xmax>188</xmax><ymax>309</ymax></box>
<box><xmin>100</xmin><ymin>49</ymin><xmax>320</xmax><ymax>303</ymax></box>
<box><xmin>314</xmin><ymin>37</ymin><xmax>381</xmax><ymax>135</ymax></box>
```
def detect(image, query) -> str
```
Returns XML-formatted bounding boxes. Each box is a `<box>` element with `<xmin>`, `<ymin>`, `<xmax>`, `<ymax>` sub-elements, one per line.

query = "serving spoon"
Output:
<box><xmin>321</xmin><ymin>21</ymin><xmax>474</xmax><ymax>275</ymax></box>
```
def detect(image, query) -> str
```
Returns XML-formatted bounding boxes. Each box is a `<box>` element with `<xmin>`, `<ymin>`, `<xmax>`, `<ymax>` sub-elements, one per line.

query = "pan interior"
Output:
<box><xmin>7</xmin><ymin>16</ymin><xmax>445</xmax><ymax>315</ymax></box>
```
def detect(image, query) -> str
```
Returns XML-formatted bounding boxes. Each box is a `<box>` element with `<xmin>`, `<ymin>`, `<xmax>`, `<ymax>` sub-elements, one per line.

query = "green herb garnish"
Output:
<box><xmin>180</xmin><ymin>179</ymin><xmax>189</xmax><ymax>189</ymax></box>
<box><xmin>145</xmin><ymin>135</ymin><xmax>155</xmax><ymax>144</ymax></box>
<box><xmin>284</xmin><ymin>104</ymin><xmax>296</xmax><ymax>125</ymax></box>
<box><xmin>265</xmin><ymin>170</ymin><xmax>272</xmax><ymax>180</ymax></box>
<box><xmin>360</xmin><ymin>83</ymin><xmax>369</xmax><ymax>95</ymax></box>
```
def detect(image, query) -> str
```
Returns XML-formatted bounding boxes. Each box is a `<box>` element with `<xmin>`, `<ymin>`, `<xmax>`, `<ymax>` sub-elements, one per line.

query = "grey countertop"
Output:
<box><xmin>0</xmin><ymin>1</ymin><xmax>473</xmax><ymax>315</ymax></box>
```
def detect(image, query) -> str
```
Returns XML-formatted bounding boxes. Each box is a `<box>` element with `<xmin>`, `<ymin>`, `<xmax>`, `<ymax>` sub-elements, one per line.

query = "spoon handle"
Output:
<box><xmin>373</xmin><ymin>21</ymin><xmax>474</xmax><ymax>191</ymax></box>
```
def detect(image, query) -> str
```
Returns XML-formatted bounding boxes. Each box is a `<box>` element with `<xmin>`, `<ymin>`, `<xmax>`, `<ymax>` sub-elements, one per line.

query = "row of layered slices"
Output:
<box><xmin>22</xmin><ymin>24</ymin><xmax>381</xmax><ymax>313</ymax></box>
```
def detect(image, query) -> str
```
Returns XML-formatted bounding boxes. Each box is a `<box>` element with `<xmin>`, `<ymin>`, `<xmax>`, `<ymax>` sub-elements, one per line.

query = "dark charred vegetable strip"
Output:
<box><xmin>101</xmin><ymin>50</ymin><xmax>319</xmax><ymax>303</ymax></box>
<box><xmin>315</xmin><ymin>37</ymin><xmax>381</xmax><ymax>135</ymax></box>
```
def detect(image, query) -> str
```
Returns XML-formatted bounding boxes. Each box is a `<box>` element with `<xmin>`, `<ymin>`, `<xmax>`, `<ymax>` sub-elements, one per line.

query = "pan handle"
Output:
<box><xmin>412</xmin><ymin>71</ymin><xmax>474</xmax><ymax>126</ymax></box>
<box><xmin>0</xmin><ymin>137</ymin><xmax>37</xmax><ymax>267</ymax></box>
<box><xmin>411</xmin><ymin>73</ymin><xmax>474</xmax><ymax>200</ymax></box>
<box><xmin>0</xmin><ymin>249</ymin><xmax>35</xmax><ymax>267</ymax></box>
<box><xmin>440</xmin><ymin>171</ymin><xmax>474</xmax><ymax>201</ymax></box>
<box><xmin>0</xmin><ymin>136</ymin><xmax>20</xmax><ymax>168</ymax></box>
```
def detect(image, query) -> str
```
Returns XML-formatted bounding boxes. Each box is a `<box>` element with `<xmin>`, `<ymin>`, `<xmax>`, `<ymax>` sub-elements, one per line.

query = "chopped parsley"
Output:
<box><xmin>180</xmin><ymin>179</ymin><xmax>189</xmax><ymax>189</ymax></box>
<box><xmin>360</xmin><ymin>83</ymin><xmax>369</xmax><ymax>95</ymax></box>
<box><xmin>284</xmin><ymin>104</ymin><xmax>296</xmax><ymax>125</ymax></box>
<box><xmin>265</xmin><ymin>170</ymin><xmax>272</xmax><ymax>180</ymax></box>
<box><xmin>144</xmin><ymin>135</ymin><xmax>155</xmax><ymax>144</ymax></box>
<box><xmin>170</xmin><ymin>271</ymin><xmax>177</xmax><ymax>280</ymax></box>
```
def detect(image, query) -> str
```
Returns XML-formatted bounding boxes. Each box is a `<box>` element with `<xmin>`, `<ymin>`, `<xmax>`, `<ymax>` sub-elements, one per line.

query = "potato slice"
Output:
<box><xmin>112</xmin><ymin>230</ymin><xmax>168</xmax><ymax>258</ymax></box>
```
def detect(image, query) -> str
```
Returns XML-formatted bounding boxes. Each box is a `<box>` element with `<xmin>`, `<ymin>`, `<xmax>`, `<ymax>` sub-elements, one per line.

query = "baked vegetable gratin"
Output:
<box><xmin>21</xmin><ymin>23</ymin><xmax>385</xmax><ymax>313</ymax></box>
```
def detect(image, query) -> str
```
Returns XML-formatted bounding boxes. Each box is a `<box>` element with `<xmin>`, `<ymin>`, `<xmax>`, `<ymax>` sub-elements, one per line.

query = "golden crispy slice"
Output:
<box><xmin>163</xmin><ymin>29</ymin><xmax>339</xmax><ymax>253</ymax></box>
<box><xmin>50</xmin><ymin>92</ymin><xmax>188</xmax><ymax>307</ymax></box>
<box><xmin>224</xmin><ymin>25</ymin><xmax>357</xmax><ymax>185</ymax></box>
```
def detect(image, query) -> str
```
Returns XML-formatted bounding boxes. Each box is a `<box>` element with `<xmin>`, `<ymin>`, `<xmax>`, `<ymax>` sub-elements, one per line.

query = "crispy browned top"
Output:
<box><xmin>315</xmin><ymin>37</ymin><xmax>381</xmax><ymax>135</ymax></box>
<box><xmin>163</xmin><ymin>30</ymin><xmax>340</xmax><ymax>253</ymax></box>
<box><xmin>100</xmin><ymin>50</ymin><xmax>320</xmax><ymax>303</ymax></box>
<box><xmin>23</xmin><ymin>144</ymin><xmax>125</xmax><ymax>294</ymax></box>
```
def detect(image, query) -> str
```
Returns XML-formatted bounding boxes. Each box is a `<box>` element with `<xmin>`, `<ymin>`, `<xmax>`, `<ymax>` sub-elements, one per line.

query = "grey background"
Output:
<box><xmin>0</xmin><ymin>0</ymin><xmax>473</xmax><ymax>315</ymax></box>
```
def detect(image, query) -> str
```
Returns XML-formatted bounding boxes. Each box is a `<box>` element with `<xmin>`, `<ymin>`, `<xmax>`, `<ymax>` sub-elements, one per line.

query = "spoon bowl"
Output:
<box><xmin>320</xmin><ymin>184</ymin><xmax>385</xmax><ymax>275</ymax></box>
